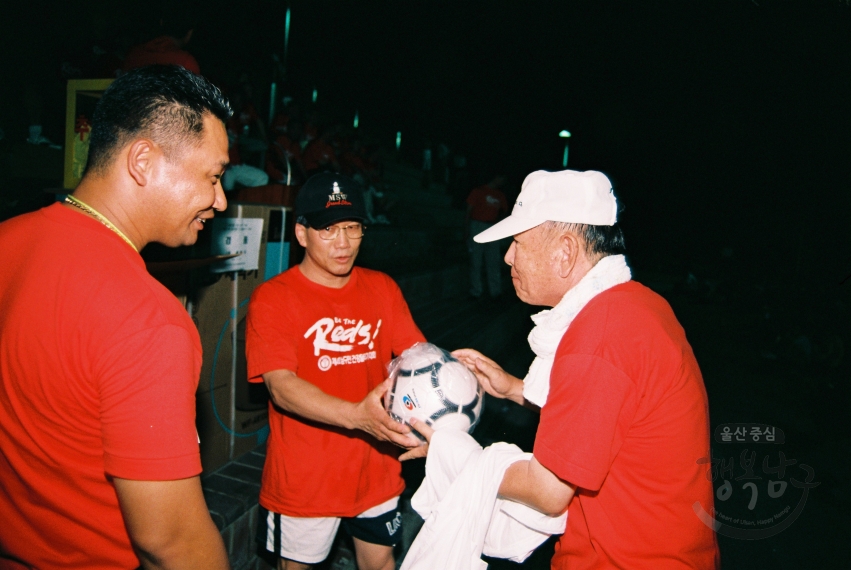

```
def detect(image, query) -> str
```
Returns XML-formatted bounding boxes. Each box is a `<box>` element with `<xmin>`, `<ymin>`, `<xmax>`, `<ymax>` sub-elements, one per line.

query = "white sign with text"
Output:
<box><xmin>210</xmin><ymin>218</ymin><xmax>264</xmax><ymax>273</ymax></box>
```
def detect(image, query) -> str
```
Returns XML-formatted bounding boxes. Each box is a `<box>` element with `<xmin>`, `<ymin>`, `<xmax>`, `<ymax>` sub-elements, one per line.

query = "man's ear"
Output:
<box><xmin>556</xmin><ymin>231</ymin><xmax>581</xmax><ymax>279</ymax></box>
<box><xmin>294</xmin><ymin>223</ymin><xmax>308</xmax><ymax>248</ymax></box>
<box><xmin>126</xmin><ymin>139</ymin><xmax>156</xmax><ymax>187</ymax></box>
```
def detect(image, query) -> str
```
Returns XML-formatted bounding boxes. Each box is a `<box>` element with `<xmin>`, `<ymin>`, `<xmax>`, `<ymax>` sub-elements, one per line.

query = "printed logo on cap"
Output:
<box><xmin>326</xmin><ymin>181</ymin><xmax>353</xmax><ymax>209</ymax></box>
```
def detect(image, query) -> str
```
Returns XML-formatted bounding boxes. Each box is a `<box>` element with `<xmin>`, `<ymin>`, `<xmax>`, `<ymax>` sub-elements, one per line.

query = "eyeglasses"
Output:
<box><xmin>315</xmin><ymin>223</ymin><xmax>365</xmax><ymax>240</ymax></box>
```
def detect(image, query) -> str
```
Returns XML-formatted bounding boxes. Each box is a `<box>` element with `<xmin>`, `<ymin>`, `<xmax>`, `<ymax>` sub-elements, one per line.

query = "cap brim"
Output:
<box><xmin>303</xmin><ymin>208</ymin><xmax>366</xmax><ymax>229</ymax></box>
<box><xmin>473</xmin><ymin>215</ymin><xmax>545</xmax><ymax>243</ymax></box>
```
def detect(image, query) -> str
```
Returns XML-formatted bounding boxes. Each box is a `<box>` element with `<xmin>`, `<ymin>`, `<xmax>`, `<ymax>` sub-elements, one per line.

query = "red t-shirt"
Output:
<box><xmin>535</xmin><ymin>281</ymin><xmax>719</xmax><ymax>569</ymax></box>
<box><xmin>246</xmin><ymin>266</ymin><xmax>425</xmax><ymax>517</ymax></box>
<box><xmin>341</xmin><ymin>150</ymin><xmax>368</xmax><ymax>177</ymax></box>
<box><xmin>302</xmin><ymin>138</ymin><xmax>337</xmax><ymax>172</ymax></box>
<box><xmin>466</xmin><ymin>185</ymin><xmax>508</xmax><ymax>222</ymax></box>
<box><xmin>226</xmin><ymin>103</ymin><xmax>262</xmax><ymax>165</ymax></box>
<box><xmin>0</xmin><ymin>203</ymin><xmax>203</xmax><ymax>569</ymax></box>
<box><xmin>122</xmin><ymin>36</ymin><xmax>200</xmax><ymax>74</ymax></box>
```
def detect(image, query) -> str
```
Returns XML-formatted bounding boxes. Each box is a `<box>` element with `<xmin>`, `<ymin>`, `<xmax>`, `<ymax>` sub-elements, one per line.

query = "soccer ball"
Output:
<box><xmin>385</xmin><ymin>343</ymin><xmax>484</xmax><ymax>442</ymax></box>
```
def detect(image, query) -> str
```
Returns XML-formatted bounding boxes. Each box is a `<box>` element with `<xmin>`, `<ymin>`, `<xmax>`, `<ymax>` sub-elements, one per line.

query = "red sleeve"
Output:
<box><xmin>121</xmin><ymin>48</ymin><xmax>141</xmax><ymax>72</ymax></box>
<box><xmin>533</xmin><ymin>353</ymin><xmax>638</xmax><ymax>491</ymax></box>
<box><xmin>302</xmin><ymin>142</ymin><xmax>319</xmax><ymax>170</ymax></box>
<box><xmin>177</xmin><ymin>52</ymin><xmax>201</xmax><ymax>75</ymax></box>
<box><xmin>96</xmin><ymin>324</ymin><xmax>202</xmax><ymax>480</ymax></box>
<box><xmin>245</xmin><ymin>282</ymin><xmax>299</xmax><ymax>382</ymax></box>
<box><xmin>387</xmin><ymin>278</ymin><xmax>426</xmax><ymax>357</ymax></box>
<box><xmin>465</xmin><ymin>188</ymin><xmax>480</xmax><ymax>208</ymax></box>
<box><xmin>325</xmin><ymin>143</ymin><xmax>338</xmax><ymax>163</ymax></box>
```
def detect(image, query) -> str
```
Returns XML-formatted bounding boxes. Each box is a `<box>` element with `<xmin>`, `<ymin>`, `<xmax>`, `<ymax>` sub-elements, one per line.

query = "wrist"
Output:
<box><xmin>509</xmin><ymin>377</ymin><xmax>525</xmax><ymax>405</ymax></box>
<box><xmin>340</xmin><ymin>401</ymin><xmax>359</xmax><ymax>431</ymax></box>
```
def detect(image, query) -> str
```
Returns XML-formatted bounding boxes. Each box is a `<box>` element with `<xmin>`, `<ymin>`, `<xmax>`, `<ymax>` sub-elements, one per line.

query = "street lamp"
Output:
<box><xmin>559</xmin><ymin>130</ymin><xmax>571</xmax><ymax>168</ymax></box>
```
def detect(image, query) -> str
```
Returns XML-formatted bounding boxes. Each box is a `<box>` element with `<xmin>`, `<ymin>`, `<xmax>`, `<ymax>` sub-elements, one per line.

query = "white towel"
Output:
<box><xmin>523</xmin><ymin>254</ymin><xmax>631</xmax><ymax>406</ymax></box>
<box><xmin>402</xmin><ymin>430</ymin><xmax>566</xmax><ymax>570</ymax></box>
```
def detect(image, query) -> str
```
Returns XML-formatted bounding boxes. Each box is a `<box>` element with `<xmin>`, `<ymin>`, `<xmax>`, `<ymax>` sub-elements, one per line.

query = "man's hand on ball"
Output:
<box><xmin>451</xmin><ymin>348</ymin><xmax>524</xmax><ymax>404</ymax></box>
<box><xmin>398</xmin><ymin>419</ymin><xmax>434</xmax><ymax>461</ymax></box>
<box><xmin>351</xmin><ymin>379</ymin><xmax>421</xmax><ymax>448</ymax></box>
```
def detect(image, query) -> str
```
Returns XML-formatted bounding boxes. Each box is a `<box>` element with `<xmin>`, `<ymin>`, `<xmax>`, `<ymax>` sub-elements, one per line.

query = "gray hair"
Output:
<box><xmin>543</xmin><ymin>221</ymin><xmax>626</xmax><ymax>257</ymax></box>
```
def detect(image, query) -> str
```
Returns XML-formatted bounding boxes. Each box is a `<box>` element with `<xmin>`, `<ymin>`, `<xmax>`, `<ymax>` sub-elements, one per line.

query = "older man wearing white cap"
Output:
<box><xmin>409</xmin><ymin>169</ymin><xmax>719</xmax><ymax>569</ymax></box>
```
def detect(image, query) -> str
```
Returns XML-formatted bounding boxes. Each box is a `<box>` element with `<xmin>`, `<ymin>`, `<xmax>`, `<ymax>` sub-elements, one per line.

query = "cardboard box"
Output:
<box><xmin>193</xmin><ymin>203</ymin><xmax>291</xmax><ymax>472</ymax></box>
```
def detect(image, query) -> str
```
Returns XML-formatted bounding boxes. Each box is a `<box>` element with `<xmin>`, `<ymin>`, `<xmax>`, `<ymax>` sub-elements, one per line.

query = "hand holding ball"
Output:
<box><xmin>385</xmin><ymin>343</ymin><xmax>484</xmax><ymax>443</ymax></box>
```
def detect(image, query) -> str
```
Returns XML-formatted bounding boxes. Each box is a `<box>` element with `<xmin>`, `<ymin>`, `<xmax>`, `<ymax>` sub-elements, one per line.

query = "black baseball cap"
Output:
<box><xmin>295</xmin><ymin>173</ymin><xmax>367</xmax><ymax>228</ymax></box>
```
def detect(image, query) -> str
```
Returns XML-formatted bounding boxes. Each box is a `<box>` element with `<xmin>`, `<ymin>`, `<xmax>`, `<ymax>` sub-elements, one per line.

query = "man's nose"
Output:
<box><xmin>333</xmin><ymin>229</ymin><xmax>351</xmax><ymax>246</ymax></box>
<box><xmin>504</xmin><ymin>241</ymin><xmax>516</xmax><ymax>266</ymax></box>
<box><xmin>213</xmin><ymin>182</ymin><xmax>227</xmax><ymax>212</ymax></box>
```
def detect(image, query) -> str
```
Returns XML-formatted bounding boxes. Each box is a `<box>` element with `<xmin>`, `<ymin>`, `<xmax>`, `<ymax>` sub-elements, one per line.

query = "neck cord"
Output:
<box><xmin>64</xmin><ymin>195</ymin><xmax>139</xmax><ymax>253</ymax></box>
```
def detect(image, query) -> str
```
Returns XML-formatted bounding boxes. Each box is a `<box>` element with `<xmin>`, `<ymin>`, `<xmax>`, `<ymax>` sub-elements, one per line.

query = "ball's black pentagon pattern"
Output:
<box><xmin>460</xmin><ymin>393</ymin><xmax>481</xmax><ymax>425</ymax></box>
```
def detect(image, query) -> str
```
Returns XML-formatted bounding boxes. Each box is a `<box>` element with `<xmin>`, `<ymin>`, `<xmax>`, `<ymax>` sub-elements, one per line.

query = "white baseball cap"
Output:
<box><xmin>474</xmin><ymin>169</ymin><xmax>617</xmax><ymax>243</ymax></box>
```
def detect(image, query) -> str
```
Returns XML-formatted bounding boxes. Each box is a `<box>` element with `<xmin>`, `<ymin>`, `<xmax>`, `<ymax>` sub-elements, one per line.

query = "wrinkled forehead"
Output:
<box><xmin>513</xmin><ymin>222</ymin><xmax>548</xmax><ymax>241</ymax></box>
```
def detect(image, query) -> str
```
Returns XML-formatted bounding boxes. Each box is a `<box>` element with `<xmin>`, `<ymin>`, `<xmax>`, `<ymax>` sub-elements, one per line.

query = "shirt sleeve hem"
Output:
<box><xmin>534</xmin><ymin>442</ymin><xmax>605</xmax><ymax>491</ymax></box>
<box><xmin>247</xmin><ymin>364</ymin><xmax>298</xmax><ymax>383</ymax></box>
<box><xmin>104</xmin><ymin>452</ymin><xmax>202</xmax><ymax>481</ymax></box>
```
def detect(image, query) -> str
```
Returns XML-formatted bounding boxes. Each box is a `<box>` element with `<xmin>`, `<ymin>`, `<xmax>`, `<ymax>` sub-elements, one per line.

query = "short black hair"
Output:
<box><xmin>85</xmin><ymin>65</ymin><xmax>232</xmax><ymax>176</ymax></box>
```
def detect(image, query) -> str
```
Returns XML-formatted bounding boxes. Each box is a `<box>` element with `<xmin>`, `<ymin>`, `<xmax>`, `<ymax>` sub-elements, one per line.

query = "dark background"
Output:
<box><xmin>3</xmin><ymin>0</ymin><xmax>850</xmax><ymax>285</ymax></box>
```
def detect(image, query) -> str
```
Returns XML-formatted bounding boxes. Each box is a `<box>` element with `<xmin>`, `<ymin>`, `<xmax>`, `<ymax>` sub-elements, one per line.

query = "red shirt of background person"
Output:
<box><xmin>302</xmin><ymin>133</ymin><xmax>338</xmax><ymax>174</ymax></box>
<box><xmin>123</xmin><ymin>36</ymin><xmax>200</xmax><ymax>74</ymax></box>
<box><xmin>227</xmin><ymin>102</ymin><xmax>261</xmax><ymax>141</ymax></box>
<box><xmin>123</xmin><ymin>7</ymin><xmax>200</xmax><ymax>74</ymax></box>
<box><xmin>466</xmin><ymin>177</ymin><xmax>508</xmax><ymax>223</ymax></box>
<box><xmin>271</xmin><ymin>112</ymin><xmax>290</xmax><ymax>134</ymax></box>
<box><xmin>225</xmin><ymin>101</ymin><xmax>263</xmax><ymax>161</ymax></box>
<box><xmin>341</xmin><ymin>139</ymin><xmax>371</xmax><ymax>177</ymax></box>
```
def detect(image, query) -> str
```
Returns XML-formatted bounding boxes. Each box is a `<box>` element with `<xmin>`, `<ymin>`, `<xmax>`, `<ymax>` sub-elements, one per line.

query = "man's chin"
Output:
<box><xmin>513</xmin><ymin>288</ymin><xmax>531</xmax><ymax>305</ymax></box>
<box><xmin>334</xmin><ymin>264</ymin><xmax>356</xmax><ymax>277</ymax></box>
<box><xmin>159</xmin><ymin>233</ymin><xmax>198</xmax><ymax>248</ymax></box>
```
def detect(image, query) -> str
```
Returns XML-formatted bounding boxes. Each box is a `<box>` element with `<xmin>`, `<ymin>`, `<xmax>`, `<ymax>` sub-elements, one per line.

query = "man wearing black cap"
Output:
<box><xmin>246</xmin><ymin>173</ymin><xmax>425</xmax><ymax>570</ymax></box>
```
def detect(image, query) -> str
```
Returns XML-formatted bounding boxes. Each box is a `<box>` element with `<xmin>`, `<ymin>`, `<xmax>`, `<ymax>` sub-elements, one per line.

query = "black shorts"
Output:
<box><xmin>342</xmin><ymin>506</ymin><xmax>403</xmax><ymax>546</ymax></box>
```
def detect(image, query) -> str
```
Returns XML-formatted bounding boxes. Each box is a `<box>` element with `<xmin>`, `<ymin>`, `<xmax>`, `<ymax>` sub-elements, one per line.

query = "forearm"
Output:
<box><xmin>498</xmin><ymin>457</ymin><xmax>575</xmax><ymax>517</ymax></box>
<box><xmin>116</xmin><ymin>478</ymin><xmax>229</xmax><ymax>570</ymax></box>
<box><xmin>136</xmin><ymin>519</ymin><xmax>229</xmax><ymax>570</ymax></box>
<box><xmin>264</xmin><ymin>371</ymin><xmax>357</xmax><ymax>430</ymax></box>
